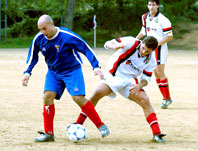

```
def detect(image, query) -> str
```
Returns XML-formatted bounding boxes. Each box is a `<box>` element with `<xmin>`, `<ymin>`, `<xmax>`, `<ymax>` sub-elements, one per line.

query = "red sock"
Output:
<box><xmin>81</xmin><ymin>101</ymin><xmax>104</xmax><ymax>128</ymax></box>
<box><xmin>161</xmin><ymin>78</ymin><xmax>171</xmax><ymax>100</ymax></box>
<box><xmin>146</xmin><ymin>113</ymin><xmax>161</xmax><ymax>136</ymax></box>
<box><xmin>156</xmin><ymin>78</ymin><xmax>164</xmax><ymax>98</ymax></box>
<box><xmin>43</xmin><ymin>104</ymin><xmax>55</xmax><ymax>135</ymax></box>
<box><xmin>76</xmin><ymin>112</ymin><xmax>87</xmax><ymax>125</ymax></box>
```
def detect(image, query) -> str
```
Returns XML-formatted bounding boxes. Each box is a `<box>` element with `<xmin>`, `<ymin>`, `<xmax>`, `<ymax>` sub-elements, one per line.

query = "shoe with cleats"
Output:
<box><xmin>161</xmin><ymin>99</ymin><xmax>172</xmax><ymax>109</ymax></box>
<box><xmin>98</xmin><ymin>124</ymin><xmax>110</xmax><ymax>137</ymax></box>
<box><xmin>153</xmin><ymin>134</ymin><xmax>166</xmax><ymax>143</ymax></box>
<box><xmin>34</xmin><ymin>131</ymin><xmax>54</xmax><ymax>142</ymax></box>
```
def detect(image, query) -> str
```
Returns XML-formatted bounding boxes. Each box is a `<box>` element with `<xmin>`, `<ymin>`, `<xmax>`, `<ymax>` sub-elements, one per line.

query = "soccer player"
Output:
<box><xmin>136</xmin><ymin>0</ymin><xmax>173</xmax><ymax>109</ymax></box>
<box><xmin>22</xmin><ymin>14</ymin><xmax>109</xmax><ymax>142</ymax></box>
<box><xmin>74</xmin><ymin>36</ymin><xmax>166</xmax><ymax>143</ymax></box>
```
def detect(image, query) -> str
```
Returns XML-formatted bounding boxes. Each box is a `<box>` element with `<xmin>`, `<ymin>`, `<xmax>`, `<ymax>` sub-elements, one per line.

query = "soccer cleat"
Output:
<box><xmin>160</xmin><ymin>99</ymin><xmax>172</xmax><ymax>109</ymax></box>
<box><xmin>153</xmin><ymin>134</ymin><xmax>166</xmax><ymax>143</ymax></box>
<box><xmin>98</xmin><ymin>124</ymin><xmax>110</xmax><ymax>137</ymax></box>
<box><xmin>34</xmin><ymin>131</ymin><xmax>54</xmax><ymax>142</ymax></box>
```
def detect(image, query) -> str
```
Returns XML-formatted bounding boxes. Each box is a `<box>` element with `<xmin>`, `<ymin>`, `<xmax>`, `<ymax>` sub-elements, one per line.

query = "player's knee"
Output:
<box><xmin>43</xmin><ymin>93</ymin><xmax>55</xmax><ymax>105</ymax></box>
<box><xmin>155</xmin><ymin>69</ymin><xmax>165</xmax><ymax>78</ymax></box>
<box><xmin>139</xmin><ymin>96</ymin><xmax>150</xmax><ymax>109</ymax></box>
<box><xmin>93</xmin><ymin>89</ymin><xmax>104</xmax><ymax>98</ymax></box>
<box><xmin>72</xmin><ymin>95</ymin><xmax>84</xmax><ymax>102</ymax></box>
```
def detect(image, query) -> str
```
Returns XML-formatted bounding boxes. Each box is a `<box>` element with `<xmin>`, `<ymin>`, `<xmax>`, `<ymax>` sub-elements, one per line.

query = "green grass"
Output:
<box><xmin>0</xmin><ymin>29</ymin><xmax>138</xmax><ymax>48</ymax></box>
<box><xmin>0</xmin><ymin>36</ymin><xmax>33</xmax><ymax>48</ymax></box>
<box><xmin>1</xmin><ymin>29</ymin><xmax>197</xmax><ymax>50</ymax></box>
<box><xmin>0</xmin><ymin>30</ymin><xmax>113</xmax><ymax>48</ymax></box>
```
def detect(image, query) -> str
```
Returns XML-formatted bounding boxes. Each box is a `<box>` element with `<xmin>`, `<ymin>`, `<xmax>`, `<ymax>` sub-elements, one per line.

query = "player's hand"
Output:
<box><xmin>129</xmin><ymin>84</ymin><xmax>140</xmax><ymax>95</ymax></box>
<box><xmin>105</xmin><ymin>41</ymin><xmax>125</xmax><ymax>50</ymax></box>
<box><xmin>94</xmin><ymin>68</ymin><xmax>104</xmax><ymax>80</ymax></box>
<box><xmin>22</xmin><ymin>74</ymin><xmax>30</xmax><ymax>87</ymax></box>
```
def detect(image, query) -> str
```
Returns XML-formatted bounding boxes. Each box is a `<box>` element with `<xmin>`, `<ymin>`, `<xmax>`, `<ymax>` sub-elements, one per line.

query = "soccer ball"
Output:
<box><xmin>66</xmin><ymin>124</ymin><xmax>87</xmax><ymax>142</ymax></box>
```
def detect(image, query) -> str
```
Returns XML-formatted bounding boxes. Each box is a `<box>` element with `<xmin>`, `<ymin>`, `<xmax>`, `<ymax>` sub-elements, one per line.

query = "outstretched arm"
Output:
<box><xmin>104</xmin><ymin>40</ymin><xmax>125</xmax><ymax>50</ymax></box>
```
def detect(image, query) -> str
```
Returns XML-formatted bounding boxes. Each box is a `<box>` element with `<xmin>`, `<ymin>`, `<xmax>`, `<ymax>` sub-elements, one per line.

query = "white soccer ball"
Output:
<box><xmin>66</xmin><ymin>124</ymin><xmax>87</xmax><ymax>142</ymax></box>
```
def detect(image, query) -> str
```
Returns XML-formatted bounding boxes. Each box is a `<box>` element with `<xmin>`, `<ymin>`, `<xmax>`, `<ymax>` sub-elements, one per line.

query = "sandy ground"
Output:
<box><xmin>0</xmin><ymin>48</ymin><xmax>198</xmax><ymax>151</ymax></box>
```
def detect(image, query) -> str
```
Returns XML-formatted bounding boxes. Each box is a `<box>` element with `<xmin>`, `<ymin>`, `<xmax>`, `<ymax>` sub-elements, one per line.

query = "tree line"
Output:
<box><xmin>0</xmin><ymin>0</ymin><xmax>198</xmax><ymax>39</ymax></box>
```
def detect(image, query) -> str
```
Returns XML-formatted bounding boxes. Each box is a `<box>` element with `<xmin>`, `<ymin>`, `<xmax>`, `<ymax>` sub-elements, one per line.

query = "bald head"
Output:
<box><xmin>37</xmin><ymin>14</ymin><xmax>53</xmax><ymax>26</ymax></box>
<box><xmin>37</xmin><ymin>14</ymin><xmax>57</xmax><ymax>39</ymax></box>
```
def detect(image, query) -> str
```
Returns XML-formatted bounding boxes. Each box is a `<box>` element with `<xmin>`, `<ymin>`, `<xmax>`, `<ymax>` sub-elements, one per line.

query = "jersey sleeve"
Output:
<box><xmin>23</xmin><ymin>35</ymin><xmax>40</xmax><ymax>75</ymax></box>
<box><xmin>140</xmin><ymin>13</ymin><xmax>148</xmax><ymax>36</ymax></box>
<box><xmin>140</xmin><ymin>53</ymin><xmax>157</xmax><ymax>83</ymax></box>
<box><xmin>114</xmin><ymin>36</ymin><xmax>137</xmax><ymax>51</ymax></box>
<box><xmin>71</xmin><ymin>35</ymin><xmax>101</xmax><ymax>70</ymax></box>
<box><xmin>161</xmin><ymin>17</ymin><xmax>173</xmax><ymax>37</ymax></box>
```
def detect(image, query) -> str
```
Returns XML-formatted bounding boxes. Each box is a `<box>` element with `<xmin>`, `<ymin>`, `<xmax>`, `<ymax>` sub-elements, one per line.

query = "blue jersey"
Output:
<box><xmin>24</xmin><ymin>27</ymin><xmax>101</xmax><ymax>75</ymax></box>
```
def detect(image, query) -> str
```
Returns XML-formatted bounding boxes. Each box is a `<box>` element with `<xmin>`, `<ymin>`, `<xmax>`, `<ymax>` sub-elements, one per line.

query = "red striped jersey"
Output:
<box><xmin>105</xmin><ymin>36</ymin><xmax>157</xmax><ymax>83</ymax></box>
<box><xmin>140</xmin><ymin>12</ymin><xmax>173</xmax><ymax>43</ymax></box>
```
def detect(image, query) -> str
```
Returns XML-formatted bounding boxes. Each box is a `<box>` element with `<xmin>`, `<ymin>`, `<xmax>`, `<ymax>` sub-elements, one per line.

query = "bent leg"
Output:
<box><xmin>75</xmin><ymin>83</ymin><xmax>113</xmax><ymax>125</ymax></box>
<box><xmin>128</xmin><ymin>91</ymin><xmax>161</xmax><ymax>136</ymax></box>
<box><xmin>129</xmin><ymin>91</ymin><xmax>154</xmax><ymax>117</ymax></box>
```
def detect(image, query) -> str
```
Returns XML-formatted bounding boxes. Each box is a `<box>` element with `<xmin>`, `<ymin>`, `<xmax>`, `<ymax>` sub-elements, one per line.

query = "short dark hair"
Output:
<box><xmin>142</xmin><ymin>36</ymin><xmax>158</xmax><ymax>50</ymax></box>
<box><xmin>147</xmin><ymin>0</ymin><xmax>160</xmax><ymax>5</ymax></box>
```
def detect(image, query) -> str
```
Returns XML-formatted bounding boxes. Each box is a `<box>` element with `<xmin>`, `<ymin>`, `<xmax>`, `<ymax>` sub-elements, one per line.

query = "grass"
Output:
<box><xmin>0</xmin><ymin>29</ymin><xmax>137</xmax><ymax>48</ymax></box>
<box><xmin>0</xmin><ymin>30</ymin><xmax>112</xmax><ymax>48</ymax></box>
<box><xmin>0</xmin><ymin>36</ymin><xmax>33</xmax><ymax>48</ymax></box>
<box><xmin>0</xmin><ymin>28</ymin><xmax>198</xmax><ymax>50</ymax></box>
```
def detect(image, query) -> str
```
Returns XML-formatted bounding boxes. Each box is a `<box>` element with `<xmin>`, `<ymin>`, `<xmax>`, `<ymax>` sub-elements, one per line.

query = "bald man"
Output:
<box><xmin>22</xmin><ymin>14</ymin><xmax>109</xmax><ymax>142</ymax></box>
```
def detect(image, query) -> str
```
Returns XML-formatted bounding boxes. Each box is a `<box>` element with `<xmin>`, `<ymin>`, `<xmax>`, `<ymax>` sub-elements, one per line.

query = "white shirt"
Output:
<box><xmin>140</xmin><ymin>12</ymin><xmax>173</xmax><ymax>43</ymax></box>
<box><xmin>104</xmin><ymin>36</ymin><xmax>157</xmax><ymax>83</ymax></box>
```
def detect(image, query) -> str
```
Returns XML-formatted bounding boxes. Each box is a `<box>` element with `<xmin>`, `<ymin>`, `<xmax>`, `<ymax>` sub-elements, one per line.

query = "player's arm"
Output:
<box><xmin>159</xmin><ymin>17</ymin><xmax>173</xmax><ymax>46</ymax></box>
<box><xmin>158</xmin><ymin>36</ymin><xmax>173</xmax><ymax>46</ymax></box>
<box><xmin>72</xmin><ymin>36</ymin><xmax>104</xmax><ymax>80</ymax></box>
<box><xmin>22</xmin><ymin>38</ymin><xmax>40</xmax><ymax>86</ymax></box>
<box><xmin>136</xmin><ymin>14</ymin><xmax>147</xmax><ymax>40</ymax></box>
<box><xmin>136</xmin><ymin>32</ymin><xmax>145</xmax><ymax>40</ymax></box>
<box><xmin>104</xmin><ymin>36</ymin><xmax>136</xmax><ymax>50</ymax></box>
<box><xmin>129</xmin><ymin>79</ymin><xmax>148</xmax><ymax>95</ymax></box>
<box><xmin>22</xmin><ymin>73</ymin><xmax>30</xmax><ymax>87</ymax></box>
<box><xmin>104</xmin><ymin>39</ymin><xmax>125</xmax><ymax>50</ymax></box>
<box><xmin>131</xmin><ymin>56</ymin><xmax>157</xmax><ymax>94</ymax></box>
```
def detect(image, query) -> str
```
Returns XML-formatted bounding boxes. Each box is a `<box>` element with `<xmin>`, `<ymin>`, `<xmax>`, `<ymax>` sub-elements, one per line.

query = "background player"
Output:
<box><xmin>136</xmin><ymin>0</ymin><xmax>173</xmax><ymax>109</ymax></box>
<box><xmin>22</xmin><ymin>14</ymin><xmax>109</xmax><ymax>142</ymax></box>
<box><xmin>74</xmin><ymin>36</ymin><xmax>166</xmax><ymax>143</ymax></box>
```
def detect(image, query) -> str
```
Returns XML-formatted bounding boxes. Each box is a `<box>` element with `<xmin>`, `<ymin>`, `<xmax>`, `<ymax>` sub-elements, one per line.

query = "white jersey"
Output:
<box><xmin>140</xmin><ymin>12</ymin><xmax>173</xmax><ymax>42</ymax></box>
<box><xmin>105</xmin><ymin>36</ymin><xmax>157</xmax><ymax>84</ymax></box>
<box><xmin>140</xmin><ymin>12</ymin><xmax>173</xmax><ymax>64</ymax></box>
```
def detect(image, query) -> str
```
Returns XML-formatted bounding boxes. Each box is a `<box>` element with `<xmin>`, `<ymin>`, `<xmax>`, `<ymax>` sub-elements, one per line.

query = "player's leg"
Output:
<box><xmin>35</xmin><ymin>70</ymin><xmax>65</xmax><ymax>142</ymax></box>
<box><xmin>65</xmin><ymin>68</ymin><xmax>110</xmax><ymax>137</ymax></box>
<box><xmin>155</xmin><ymin>46</ymin><xmax>172</xmax><ymax>109</ymax></box>
<box><xmin>154</xmin><ymin>64</ymin><xmax>172</xmax><ymax>109</ymax></box>
<box><xmin>72</xmin><ymin>95</ymin><xmax>110</xmax><ymax>137</ymax></box>
<box><xmin>128</xmin><ymin>91</ymin><xmax>166</xmax><ymax>143</ymax></box>
<box><xmin>75</xmin><ymin>83</ymin><xmax>112</xmax><ymax>125</ymax></box>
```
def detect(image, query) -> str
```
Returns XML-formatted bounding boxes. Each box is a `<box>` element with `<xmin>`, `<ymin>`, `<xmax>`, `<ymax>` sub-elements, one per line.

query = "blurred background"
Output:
<box><xmin>0</xmin><ymin>0</ymin><xmax>198</xmax><ymax>49</ymax></box>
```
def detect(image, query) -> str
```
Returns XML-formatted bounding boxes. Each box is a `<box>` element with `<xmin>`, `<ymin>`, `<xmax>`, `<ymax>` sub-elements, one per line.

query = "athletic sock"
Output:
<box><xmin>146</xmin><ymin>113</ymin><xmax>161</xmax><ymax>136</ymax></box>
<box><xmin>161</xmin><ymin>78</ymin><xmax>171</xmax><ymax>100</ymax></box>
<box><xmin>75</xmin><ymin>112</ymin><xmax>87</xmax><ymax>125</ymax></box>
<box><xmin>81</xmin><ymin>101</ymin><xmax>104</xmax><ymax>128</ymax></box>
<box><xmin>156</xmin><ymin>78</ymin><xmax>165</xmax><ymax>99</ymax></box>
<box><xmin>43</xmin><ymin>104</ymin><xmax>55</xmax><ymax>135</ymax></box>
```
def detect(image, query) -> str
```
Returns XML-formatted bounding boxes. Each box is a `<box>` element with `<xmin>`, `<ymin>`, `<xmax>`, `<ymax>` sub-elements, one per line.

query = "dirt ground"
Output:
<box><xmin>0</xmin><ymin>48</ymin><xmax>198</xmax><ymax>151</ymax></box>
